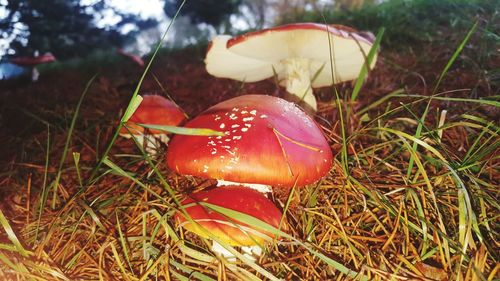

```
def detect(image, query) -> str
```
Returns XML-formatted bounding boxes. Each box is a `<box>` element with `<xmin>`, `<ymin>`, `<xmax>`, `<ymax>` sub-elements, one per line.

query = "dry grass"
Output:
<box><xmin>0</xmin><ymin>3</ymin><xmax>499</xmax><ymax>280</ymax></box>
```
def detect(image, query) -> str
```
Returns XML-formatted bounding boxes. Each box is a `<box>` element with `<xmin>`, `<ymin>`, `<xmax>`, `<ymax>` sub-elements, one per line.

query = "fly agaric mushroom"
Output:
<box><xmin>9</xmin><ymin>52</ymin><xmax>56</xmax><ymax>82</ymax></box>
<box><xmin>120</xmin><ymin>95</ymin><xmax>186</xmax><ymax>154</ymax></box>
<box><xmin>167</xmin><ymin>95</ymin><xmax>332</xmax><ymax>193</ymax></box>
<box><xmin>175</xmin><ymin>186</ymin><xmax>283</xmax><ymax>260</ymax></box>
<box><xmin>205</xmin><ymin>23</ymin><xmax>377</xmax><ymax>112</ymax></box>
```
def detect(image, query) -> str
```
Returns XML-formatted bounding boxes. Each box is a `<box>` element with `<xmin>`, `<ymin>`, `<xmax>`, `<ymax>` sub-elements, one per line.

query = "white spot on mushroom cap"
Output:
<box><xmin>219</xmin><ymin>123</ymin><xmax>225</xmax><ymax>129</ymax></box>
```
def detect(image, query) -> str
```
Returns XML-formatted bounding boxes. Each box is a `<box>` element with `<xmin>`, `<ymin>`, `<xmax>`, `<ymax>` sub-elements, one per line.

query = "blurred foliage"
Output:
<box><xmin>0</xmin><ymin>0</ymin><xmax>156</xmax><ymax>59</ymax></box>
<box><xmin>164</xmin><ymin>0</ymin><xmax>242</xmax><ymax>31</ymax></box>
<box><xmin>279</xmin><ymin>0</ymin><xmax>499</xmax><ymax>48</ymax></box>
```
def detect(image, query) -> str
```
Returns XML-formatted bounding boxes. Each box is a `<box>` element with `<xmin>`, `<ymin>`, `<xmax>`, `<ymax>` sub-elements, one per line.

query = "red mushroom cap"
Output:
<box><xmin>227</xmin><ymin>23</ymin><xmax>374</xmax><ymax>50</ymax></box>
<box><xmin>9</xmin><ymin>53</ymin><xmax>56</xmax><ymax>66</ymax></box>
<box><xmin>167</xmin><ymin>95</ymin><xmax>333</xmax><ymax>188</ymax></box>
<box><xmin>120</xmin><ymin>95</ymin><xmax>186</xmax><ymax>136</ymax></box>
<box><xmin>175</xmin><ymin>186</ymin><xmax>283</xmax><ymax>246</ymax></box>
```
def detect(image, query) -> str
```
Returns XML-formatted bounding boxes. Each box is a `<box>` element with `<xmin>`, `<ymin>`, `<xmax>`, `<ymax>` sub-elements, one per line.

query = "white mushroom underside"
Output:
<box><xmin>216</xmin><ymin>180</ymin><xmax>272</xmax><ymax>194</ymax></box>
<box><xmin>206</xmin><ymin>30</ymin><xmax>376</xmax><ymax>87</ymax></box>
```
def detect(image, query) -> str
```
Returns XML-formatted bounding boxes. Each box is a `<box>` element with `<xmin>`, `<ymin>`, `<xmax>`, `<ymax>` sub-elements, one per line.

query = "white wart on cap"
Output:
<box><xmin>205</xmin><ymin>23</ymin><xmax>377</xmax><ymax>111</ymax></box>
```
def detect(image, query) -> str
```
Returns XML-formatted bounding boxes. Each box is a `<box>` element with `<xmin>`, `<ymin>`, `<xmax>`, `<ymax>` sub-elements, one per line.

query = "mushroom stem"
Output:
<box><xmin>282</xmin><ymin>58</ymin><xmax>317</xmax><ymax>111</ymax></box>
<box><xmin>211</xmin><ymin>241</ymin><xmax>261</xmax><ymax>262</ymax></box>
<box><xmin>123</xmin><ymin>134</ymin><xmax>160</xmax><ymax>156</ymax></box>
<box><xmin>156</xmin><ymin>134</ymin><xmax>170</xmax><ymax>145</ymax></box>
<box><xmin>216</xmin><ymin>180</ymin><xmax>272</xmax><ymax>194</ymax></box>
<box><xmin>211</xmin><ymin>241</ymin><xmax>237</xmax><ymax>261</ymax></box>
<box><xmin>31</xmin><ymin>67</ymin><xmax>39</xmax><ymax>82</ymax></box>
<box><xmin>143</xmin><ymin>134</ymin><xmax>159</xmax><ymax>155</ymax></box>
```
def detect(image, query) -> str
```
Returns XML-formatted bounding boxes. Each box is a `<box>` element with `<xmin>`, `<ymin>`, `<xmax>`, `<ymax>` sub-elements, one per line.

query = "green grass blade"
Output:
<box><xmin>201</xmin><ymin>202</ymin><xmax>363</xmax><ymax>279</ymax></box>
<box><xmin>88</xmin><ymin>0</ymin><xmax>187</xmax><ymax>183</ymax></box>
<box><xmin>0</xmin><ymin>210</ymin><xmax>30</xmax><ymax>257</ymax></box>
<box><xmin>72</xmin><ymin>152</ymin><xmax>83</xmax><ymax>188</ymax></box>
<box><xmin>138</xmin><ymin>124</ymin><xmax>224</xmax><ymax>136</ymax></box>
<box><xmin>358</xmin><ymin>88</ymin><xmax>404</xmax><ymax>116</ymax></box>
<box><xmin>407</xmin><ymin>22</ymin><xmax>478</xmax><ymax>180</ymax></box>
<box><xmin>51</xmin><ymin>74</ymin><xmax>98</xmax><ymax>209</ymax></box>
<box><xmin>170</xmin><ymin>260</ymin><xmax>216</xmax><ymax>281</ymax></box>
<box><xmin>35</xmin><ymin>124</ymin><xmax>51</xmax><ymax>241</ymax></box>
<box><xmin>351</xmin><ymin>27</ymin><xmax>384</xmax><ymax>102</ymax></box>
<box><xmin>122</xmin><ymin>95</ymin><xmax>143</xmax><ymax>123</ymax></box>
<box><xmin>432</xmin><ymin>22</ymin><xmax>478</xmax><ymax>94</ymax></box>
<box><xmin>115</xmin><ymin>212</ymin><xmax>134</xmax><ymax>274</ymax></box>
<box><xmin>398</xmin><ymin>95</ymin><xmax>500</xmax><ymax>107</ymax></box>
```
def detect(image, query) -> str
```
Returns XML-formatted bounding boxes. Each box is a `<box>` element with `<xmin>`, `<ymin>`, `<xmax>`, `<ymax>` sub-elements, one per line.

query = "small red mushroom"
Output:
<box><xmin>9</xmin><ymin>52</ymin><xmax>56</xmax><ymax>81</ymax></box>
<box><xmin>205</xmin><ymin>23</ymin><xmax>377</xmax><ymax>112</ymax></box>
<box><xmin>117</xmin><ymin>48</ymin><xmax>145</xmax><ymax>67</ymax></box>
<box><xmin>120</xmin><ymin>95</ymin><xmax>186</xmax><ymax>154</ymax></box>
<box><xmin>175</xmin><ymin>186</ymin><xmax>283</xmax><ymax>259</ymax></box>
<box><xmin>167</xmin><ymin>95</ymin><xmax>333</xmax><ymax>193</ymax></box>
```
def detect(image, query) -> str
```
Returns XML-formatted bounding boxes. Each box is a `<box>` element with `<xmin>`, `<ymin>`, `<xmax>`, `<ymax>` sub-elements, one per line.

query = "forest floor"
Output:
<box><xmin>0</xmin><ymin>2</ymin><xmax>498</xmax><ymax>280</ymax></box>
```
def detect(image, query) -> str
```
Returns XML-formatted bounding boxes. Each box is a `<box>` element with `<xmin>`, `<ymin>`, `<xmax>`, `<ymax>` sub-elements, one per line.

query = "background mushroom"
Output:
<box><xmin>120</xmin><ymin>94</ymin><xmax>186</xmax><ymax>154</ymax></box>
<box><xmin>175</xmin><ymin>186</ymin><xmax>283</xmax><ymax>260</ymax></box>
<box><xmin>205</xmin><ymin>23</ymin><xmax>377</xmax><ymax>112</ymax></box>
<box><xmin>9</xmin><ymin>52</ymin><xmax>56</xmax><ymax>82</ymax></box>
<box><xmin>117</xmin><ymin>48</ymin><xmax>145</xmax><ymax>67</ymax></box>
<box><xmin>167</xmin><ymin>95</ymin><xmax>332</xmax><ymax>194</ymax></box>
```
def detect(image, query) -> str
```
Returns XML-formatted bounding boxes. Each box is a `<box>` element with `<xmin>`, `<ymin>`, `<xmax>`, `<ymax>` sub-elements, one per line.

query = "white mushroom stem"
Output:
<box><xmin>216</xmin><ymin>180</ymin><xmax>272</xmax><ymax>194</ymax></box>
<box><xmin>120</xmin><ymin>133</ymin><xmax>167</xmax><ymax>156</ymax></box>
<box><xmin>31</xmin><ymin>67</ymin><xmax>40</xmax><ymax>82</ymax></box>
<box><xmin>211</xmin><ymin>241</ymin><xmax>261</xmax><ymax>262</ymax></box>
<box><xmin>282</xmin><ymin>57</ymin><xmax>317</xmax><ymax>111</ymax></box>
<box><xmin>156</xmin><ymin>134</ymin><xmax>170</xmax><ymax>145</ymax></box>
